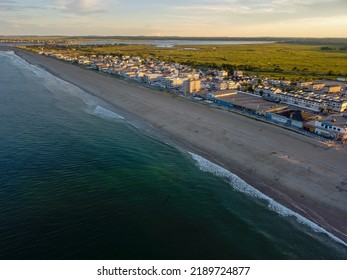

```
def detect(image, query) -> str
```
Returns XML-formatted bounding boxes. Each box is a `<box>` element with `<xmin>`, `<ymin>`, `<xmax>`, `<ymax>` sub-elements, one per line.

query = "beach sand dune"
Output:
<box><xmin>10</xmin><ymin>47</ymin><xmax>347</xmax><ymax>243</ymax></box>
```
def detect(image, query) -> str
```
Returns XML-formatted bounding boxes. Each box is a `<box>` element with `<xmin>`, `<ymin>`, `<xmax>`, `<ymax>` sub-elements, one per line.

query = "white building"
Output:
<box><xmin>277</xmin><ymin>92</ymin><xmax>324</xmax><ymax>112</ymax></box>
<box><xmin>263</xmin><ymin>90</ymin><xmax>326</xmax><ymax>112</ymax></box>
<box><xmin>233</xmin><ymin>71</ymin><xmax>243</xmax><ymax>77</ymax></box>
<box><xmin>143</xmin><ymin>73</ymin><xmax>163</xmax><ymax>84</ymax></box>
<box><xmin>218</xmin><ymin>70</ymin><xmax>228</xmax><ymax>78</ymax></box>
<box><xmin>161</xmin><ymin>77</ymin><xmax>186</xmax><ymax>89</ymax></box>
<box><xmin>327</xmin><ymin>99</ymin><xmax>347</xmax><ymax>113</ymax></box>
<box><xmin>312</xmin><ymin>120</ymin><xmax>346</xmax><ymax>139</ymax></box>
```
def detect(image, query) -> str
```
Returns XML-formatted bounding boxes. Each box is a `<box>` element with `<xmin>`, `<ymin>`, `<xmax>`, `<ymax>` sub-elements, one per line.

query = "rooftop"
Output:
<box><xmin>213</xmin><ymin>92</ymin><xmax>285</xmax><ymax>112</ymax></box>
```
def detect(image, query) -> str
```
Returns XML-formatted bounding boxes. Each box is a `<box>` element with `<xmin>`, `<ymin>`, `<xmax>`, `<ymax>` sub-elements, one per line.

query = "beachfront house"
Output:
<box><xmin>277</xmin><ymin>110</ymin><xmax>317</xmax><ymax>129</ymax></box>
<box><xmin>306</xmin><ymin>120</ymin><xmax>347</xmax><ymax>140</ymax></box>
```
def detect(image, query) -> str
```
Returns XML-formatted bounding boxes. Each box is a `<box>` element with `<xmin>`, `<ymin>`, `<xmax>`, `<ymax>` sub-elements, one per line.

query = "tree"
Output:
<box><xmin>247</xmin><ymin>85</ymin><xmax>254</xmax><ymax>92</ymax></box>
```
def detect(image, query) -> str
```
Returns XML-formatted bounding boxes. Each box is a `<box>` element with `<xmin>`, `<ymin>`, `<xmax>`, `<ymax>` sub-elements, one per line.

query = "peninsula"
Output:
<box><xmin>10</xmin><ymin>46</ymin><xmax>347</xmax><ymax>243</ymax></box>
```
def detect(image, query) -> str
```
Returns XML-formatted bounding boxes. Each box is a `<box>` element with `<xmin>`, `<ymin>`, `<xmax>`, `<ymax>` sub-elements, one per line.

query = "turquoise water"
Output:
<box><xmin>0</xmin><ymin>51</ymin><xmax>346</xmax><ymax>259</ymax></box>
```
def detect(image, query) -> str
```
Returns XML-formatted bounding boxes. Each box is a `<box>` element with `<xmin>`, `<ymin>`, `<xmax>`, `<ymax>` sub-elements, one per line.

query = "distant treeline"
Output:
<box><xmin>321</xmin><ymin>46</ymin><xmax>347</xmax><ymax>51</ymax></box>
<box><xmin>2</xmin><ymin>35</ymin><xmax>347</xmax><ymax>45</ymax></box>
<box><xmin>279</xmin><ymin>38</ymin><xmax>347</xmax><ymax>45</ymax></box>
<box><xmin>65</xmin><ymin>36</ymin><xmax>347</xmax><ymax>45</ymax></box>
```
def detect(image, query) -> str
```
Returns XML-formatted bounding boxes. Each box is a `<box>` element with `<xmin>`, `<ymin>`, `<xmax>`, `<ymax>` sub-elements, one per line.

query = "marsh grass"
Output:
<box><xmin>25</xmin><ymin>43</ymin><xmax>347</xmax><ymax>80</ymax></box>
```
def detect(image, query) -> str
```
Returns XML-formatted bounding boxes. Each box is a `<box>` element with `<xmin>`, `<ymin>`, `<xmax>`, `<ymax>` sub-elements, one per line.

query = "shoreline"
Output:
<box><xmin>4</xmin><ymin>47</ymin><xmax>347</xmax><ymax>244</ymax></box>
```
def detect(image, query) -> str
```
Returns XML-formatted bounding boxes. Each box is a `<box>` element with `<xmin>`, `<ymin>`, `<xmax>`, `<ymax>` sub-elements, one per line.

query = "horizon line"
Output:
<box><xmin>1</xmin><ymin>35</ymin><xmax>347</xmax><ymax>39</ymax></box>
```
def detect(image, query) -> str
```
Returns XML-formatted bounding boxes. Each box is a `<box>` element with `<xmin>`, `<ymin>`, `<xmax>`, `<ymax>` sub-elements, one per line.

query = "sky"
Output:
<box><xmin>1</xmin><ymin>0</ymin><xmax>347</xmax><ymax>37</ymax></box>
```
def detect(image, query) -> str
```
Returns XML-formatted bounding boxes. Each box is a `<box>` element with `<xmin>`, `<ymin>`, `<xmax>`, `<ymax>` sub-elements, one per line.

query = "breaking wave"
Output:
<box><xmin>2</xmin><ymin>51</ymin><xmax>125</xmax><ymax>120</ymax></box>
<box><xmin>1</xmin><ymin>51</ymin><xmax>96</xmax><ymax>104</ymax></box>
<box><xmin>87</xmin><ymin>106</ymin><xmax>124</xmax><ymax>121</ymax></box>
<box><xmin>189</xmin><ymin>152</ymin><xmax>347</xmax><ymax>247</ymax></box>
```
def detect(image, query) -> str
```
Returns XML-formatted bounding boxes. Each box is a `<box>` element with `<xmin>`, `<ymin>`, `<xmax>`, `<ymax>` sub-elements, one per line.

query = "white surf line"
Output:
<box><xmin>189</xmin><ymin>152</ymin><xmax>347</xmax><ymax>248</ymax></box>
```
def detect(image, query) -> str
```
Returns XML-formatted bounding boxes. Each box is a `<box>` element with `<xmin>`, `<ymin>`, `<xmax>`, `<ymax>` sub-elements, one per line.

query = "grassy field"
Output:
<box><xmin>25</xmin><ymin>43</ymin><xmax>347</xmax><ymax>80</ymax></box>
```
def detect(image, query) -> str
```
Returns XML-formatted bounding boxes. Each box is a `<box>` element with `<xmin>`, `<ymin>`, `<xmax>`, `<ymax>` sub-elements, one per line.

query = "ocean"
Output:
<box><xmin>0</xmin><ymin>51</ymin><xmax>346</xmax><ymax>260</ymax></box>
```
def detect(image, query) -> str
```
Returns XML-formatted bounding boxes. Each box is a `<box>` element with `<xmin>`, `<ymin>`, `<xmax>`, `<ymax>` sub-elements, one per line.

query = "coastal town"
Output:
<box><xmin>0</xmin><ymin>37</ymin><xmax>69</xmax><ymax>45</ymax></box>
<box><xmin>33</xmin><ymin>47</ymin><xmax>347</xmax><ymax>142</ymax></box>
<box><xmin>3</xmin><ymin>0</ymin><xmax>347</xmax><ymax>267</ymax></box>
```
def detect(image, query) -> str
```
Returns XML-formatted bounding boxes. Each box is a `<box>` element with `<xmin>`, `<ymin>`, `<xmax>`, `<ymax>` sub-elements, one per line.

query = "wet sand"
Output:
<box><xmin>7</xmin><ymin>47</ymin><xmax>347</xmax><ymax>243</ymax></box>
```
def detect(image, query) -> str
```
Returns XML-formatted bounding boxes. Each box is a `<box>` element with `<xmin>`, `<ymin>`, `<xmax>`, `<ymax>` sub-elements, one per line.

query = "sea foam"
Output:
<box><xmin>189</xmin><ymin>152</ymin><xmax>347</xmax><ymax>247</ymax></box>
<box><xmin>1</xmin><ymin>51</ymin><xmax>91</xmax><ymax>100</ymax></box>
<box><xmin>1</xmin><ymin>51</ymin><xmax>124</xmax><ymax>120</ymax></box>
<box><xmin>88</xmin><ymin>106</ymin><xmax>124</xmax><ymax>121</ymax></box>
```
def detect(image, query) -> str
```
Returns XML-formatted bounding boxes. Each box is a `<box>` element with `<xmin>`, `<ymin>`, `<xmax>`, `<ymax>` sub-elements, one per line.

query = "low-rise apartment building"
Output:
<box><xmin>184</xmin><ymin>79</ymin><xmax>201</xmax><ymax>94</ymax></box>
<box><xmin>262</xmin><ymin>89</ymin><xmax>347</xmax><ymax>113</ymax></box>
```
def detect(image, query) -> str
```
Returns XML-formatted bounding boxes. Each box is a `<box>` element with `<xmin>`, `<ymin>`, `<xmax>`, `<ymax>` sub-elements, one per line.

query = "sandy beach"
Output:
<box><xmin>6</xmin><ymin>47</ymin><xmax>347</xmax><ymax>243</ymax></box>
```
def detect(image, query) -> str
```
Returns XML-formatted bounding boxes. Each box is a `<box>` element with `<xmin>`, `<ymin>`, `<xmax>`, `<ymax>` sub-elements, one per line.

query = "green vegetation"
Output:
<box><xmin>25</xmin><ymin>43</ymin><xmax>347</xmax><ymax>80</ymax></box>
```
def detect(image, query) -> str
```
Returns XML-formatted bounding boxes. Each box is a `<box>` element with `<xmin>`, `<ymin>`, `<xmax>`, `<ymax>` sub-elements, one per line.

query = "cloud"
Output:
<box><xmin>53</xmin><ymin>0</ymin><xmax>118</xmax><ymax>14</ymax></box>
<box><xmin>0</xmin><ymin>0</ymin><xmax>41</xmax><ymax>11</ymax></box>
<box><xmin>2</xmin><ymin>0</ymin><xmax>346</xmax><ymax>37</ymax></box>
<box><xmin>0</xmin><ymin>1</ymin><xmax>15</xmax><ymax>11</ymax></box>
<box><xmin>163</xmin><ymin>0</ymin><xmax>347</xmax><ymax>32</ymax></box>
<box><xmin>0</xmin><ymin>0</ymin><xmax>118</xmax><ymax>14</ymax></box>
<box><xmin>162</xmin><ymin>0</ymin><xmax>347</xmax><ymax>36</ymax></box>
<box><xmin>273</xmin><ymin>0</ymin><xmax>334</xmax><ymax>5</ymax></box>
<box><xmin>169</xmin><ymin>0</ymin><xmax>345</xmax><ymax>16</ymax></box>
<box><xmin>169</xmin><ymin>0</ymin><xmax>275</xmax><ymax>16</ymax></box>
